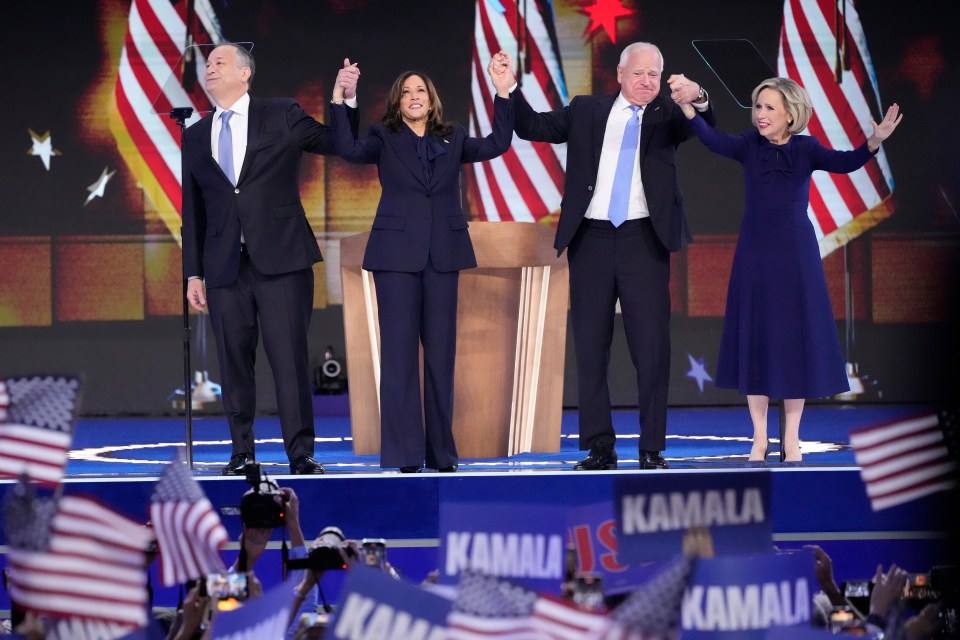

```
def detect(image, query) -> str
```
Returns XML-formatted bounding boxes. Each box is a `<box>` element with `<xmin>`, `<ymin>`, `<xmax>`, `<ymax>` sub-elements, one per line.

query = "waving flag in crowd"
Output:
<box><xmin>778</xmin><ymin>0</ymin><xmax>895</xmax><ymax>256</ymax></box>
<box><xmin>0</xmin><ymin>375</ymin><xmax>80</xmax><ymax>486</ymax></box>
<box><xmin>851</xmin><ymin>411</ymin><xmax>957</xmax><ymax>511</ymax></box>
<box><xmin>465</xmin><ymin>0</ymin><xmax>568</xmax><ymax>222</ymax></box>
<box><xmin>3</xmin><ymin>480</ymin><xmax>153</xmax><ymax>633</ymax></box>
<box><xmin>150</xmin><ymin>453</ymin><xmax>229</xmax><ymax>586</ymax></box>
<box><xmin>110</xmin><ymin>0</ymin><xmax>223</xmax><ymax>244</ymax></box>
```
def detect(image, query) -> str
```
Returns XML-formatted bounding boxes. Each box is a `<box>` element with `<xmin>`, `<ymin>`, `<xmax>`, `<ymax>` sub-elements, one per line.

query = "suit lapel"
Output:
<box><xmin>593</xmin><ymin>95</ymin><xmax>617</xmax><ymax>170</ymax></box>
<box><xmin>639</xmin><ymin>95</ymin><xmax>665</xmax><ymax>159</ymax></box>
<box><xmin>427</xmin><ymin>134</ymin><xmax>454</xmax><ymax>187</ymax></box>
<box><xmin>384</xmin><ymin>127</ymin><xmax>428</xmax><ymax>188</ymax></box>
<box><xmin>236</xmin><ymin>97</ymin><xmax>265</xmax><ymax>185</ymax></box>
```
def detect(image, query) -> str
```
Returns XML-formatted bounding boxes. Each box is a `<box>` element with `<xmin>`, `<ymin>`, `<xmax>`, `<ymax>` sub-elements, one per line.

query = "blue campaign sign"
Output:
<box><xmin>614</xmin><ymin>471</ymin><xmax>773</xmax><ymax>563</ymax></box>
<box><xmin>210</xmin><ymin>575</ymin><xmax>297</xmax><ymax>640</ymax></box>
<box><xmin>326</xmin><ymin>565</ymin><xmax>451</xmax><ymax>640</ymax></box>
<box><xmin>567</xmin><ymin>501</ymin><xmax>662</xmax><ymax>594</ymax></box>
<box><xmin>438</xmin><ymin>501</ymin><xmax>568</xmax><ymax>593</ymax></box>
<box><xmin>680</xmin><ymin>549</ymin><xmax>818</xmax><ymax>639</ymax></box>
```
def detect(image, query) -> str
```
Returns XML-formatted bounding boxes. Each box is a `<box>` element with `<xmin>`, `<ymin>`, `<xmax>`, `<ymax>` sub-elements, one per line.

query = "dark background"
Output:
<box><xmin>0</xmin><ymin>0</ymin><xmax>956</xmax><ymax>416</ymax></box>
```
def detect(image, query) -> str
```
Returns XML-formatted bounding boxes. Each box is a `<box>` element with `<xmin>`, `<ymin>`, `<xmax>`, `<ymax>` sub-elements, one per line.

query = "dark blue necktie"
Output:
<box><xmin>608</xmin><ymin>105</ymin><xmax>642</xmax><ymax>227</ymax></box>
<box><xmin>218</xmin><ymin>110</ymin><xmax>236</xmax><ymax>185</ymax></box>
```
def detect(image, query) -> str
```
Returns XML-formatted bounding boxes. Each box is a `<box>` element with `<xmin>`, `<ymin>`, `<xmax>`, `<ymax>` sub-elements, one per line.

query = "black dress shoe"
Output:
<box><xmin>221</xmin><ymin>453</ymin><xmax>254</xmax><ymax>476</ymax></box>
<box><xmin>574</xmin><ymin>443</ymin><xmax>617</xmax><ymax>471</ymax></box>
<box><xmin>400</xmin><ymin>466</ymin><xmax>422</xmax><ymax>473</ymax></box>
<box><xmin>437</xmin><ymin>465</ymin><xmax>458</xmax><ymax>473</ymax></box>
<box><xmin>290</xmin><ymin>456</ymin><xmax>325</xmax><ymax>475</ymax></box>
<box><xmin>639</xmin><ymin>449</ymin><xmax>669</xmax><ymax>470</ymax></box>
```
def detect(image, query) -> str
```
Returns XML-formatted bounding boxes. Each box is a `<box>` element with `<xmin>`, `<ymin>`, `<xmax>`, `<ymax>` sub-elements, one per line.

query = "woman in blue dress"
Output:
<box><xmin>672</xmin><ymin>77</ymin><xmax>901</xmax><ymax>464</ymax></box>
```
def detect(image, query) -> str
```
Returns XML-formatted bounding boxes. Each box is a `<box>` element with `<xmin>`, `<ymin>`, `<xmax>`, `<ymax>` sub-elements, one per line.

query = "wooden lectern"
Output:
<box><xmin>339</xmin><ymin>221</ymin><xmax>568</xmax><ymax>459</ymax></box>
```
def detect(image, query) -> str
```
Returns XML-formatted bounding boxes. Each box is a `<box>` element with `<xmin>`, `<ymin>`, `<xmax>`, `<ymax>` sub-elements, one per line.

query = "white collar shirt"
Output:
<box><xmin>586</xmin><ymin>93</ymin><xmax>650</xmax><ymax>221</ymax></box>
<box><xmin>211</xmin><ymin>92</ymin><xmax>250</xmax><ymax>183</ymax></box>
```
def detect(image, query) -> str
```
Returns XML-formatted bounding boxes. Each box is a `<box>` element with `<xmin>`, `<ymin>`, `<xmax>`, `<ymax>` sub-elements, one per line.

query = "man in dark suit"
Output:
<box><xmin>181</xmin><ymin>43</ymin><xmax>358</xmax><ymax>475</ymax></box>
<box><xmin>495</xmin><ymin>42</ymin><xmax>715</xmax><ymax>470</ymax></box>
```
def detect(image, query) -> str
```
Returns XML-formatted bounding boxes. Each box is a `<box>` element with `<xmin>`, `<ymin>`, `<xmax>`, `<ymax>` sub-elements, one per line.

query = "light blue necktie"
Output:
<box><xmin>608</xmin><ymin>105</ymin><xmax>641</xmax><ymax>227</ymax></box>
<box><xmin>218</xmin><ymin>110</ymin><xmax>236</xmax><ymax>185</ymax></box>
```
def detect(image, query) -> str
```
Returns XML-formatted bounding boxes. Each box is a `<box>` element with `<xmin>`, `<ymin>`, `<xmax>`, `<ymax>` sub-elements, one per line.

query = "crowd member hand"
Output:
<box><xmin>805</xmin><ymin>544</ymin><xmax>848</xmax><ymax>608</ymax></box>
<box><xmin>867</xmin><ymin>103</ymin><xmax>902</xmax><ymax>151</ymax></box>
<box><xmin>14</xmin><ymin>611</ymin><xmax>44</xmax><ymax>640</ymax></box>
<box><xmin>903</xmin><ymin>601</ymin><xmax>944</xmax><ymax>639</ymax></box>
<box><xmin>281</xmin><ymin>486</ymin><xmax>306</xmax><ymax>547</ymax></box>
<box><xmin>868</xmin><ymin>563</ymin><xmax>910</xmax><ymax>624</ymax></box>
<box><xmin>332</xmin><ymin>57</ymin><xmax>360</xmax><ymax>104</ymax></box>
<box><xmin>681</xmin><ymin>526</ymin><xmax>714</xmax><ymax>558</ymax></box>
<box><xmin>169</xmin><ymin>583</ymin><xmax>211</xmax><ymax>640</ymax></box>
<box><xmin>240</xmin><ymin>526</ymin><xmax>272</xmax><ymax>568</ymax></box>
<box><xmin>488</xmin><ymin>50</ymin><xmax>516</xmax><ymax>98</ymax></box>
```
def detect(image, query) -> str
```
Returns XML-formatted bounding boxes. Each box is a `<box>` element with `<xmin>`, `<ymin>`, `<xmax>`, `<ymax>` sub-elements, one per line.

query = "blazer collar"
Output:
<box><xmin>235</xmin><ymin>96</ymin><xmax>266</xmax><ymax>185</ymax></box>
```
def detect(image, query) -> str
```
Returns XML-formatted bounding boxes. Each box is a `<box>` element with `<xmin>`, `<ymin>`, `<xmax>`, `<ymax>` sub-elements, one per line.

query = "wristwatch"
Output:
<box><xmin>695</xmin><ymin>86</ymin><xmax>707</xmax><ymax>103</ymax></box>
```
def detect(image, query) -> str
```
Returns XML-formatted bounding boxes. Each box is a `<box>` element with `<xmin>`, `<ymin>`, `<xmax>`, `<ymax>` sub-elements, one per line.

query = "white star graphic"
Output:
<box><xmin>685</xmin><ymin>353</ymin><xmax>713</xmax><ymax>393</ymax></box>
<box><xmin>84</xmin><ymin>167</ymin><xmax>116</xmax><ymax>206</ymax></box>
<box><xmin>27</xmin><ymin>129</ymin><xmax>61</xmax><ymax>171</ymax></box>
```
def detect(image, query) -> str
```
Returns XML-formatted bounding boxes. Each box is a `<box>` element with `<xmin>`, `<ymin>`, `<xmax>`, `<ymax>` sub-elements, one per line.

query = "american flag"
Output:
<box><xmin>0</xmin><ymin>375</ymin><xmax>80</xmax><ymax>486</ymax></box>
<box><xmin>850</xmin><ymin>411</ymin><xmax>958</xmax><ymax>511</ymax></box>
<box><xmin>608</xmin><ymin>555</ymin><xmax>693</xmax><ymax>640</ymax></box>
<box><xmin>447</xmin><ymin>571</ymin><xmax>542</xmax><ymax>638</ymax></box>
<box><xmin>110</xmin><ymin>0</ymin><xmax>223</xmax><ymax>244</ymax></box>
<box><xmin>150</xmin><ymin>454</ymin><xmax>229</xmax><ymax>586</ymax></box>
<box><xmin>779</xmin><ymin>0</ymin><xmax>895</xmax><ymax>257</ymax></box>
<box><xmin>3</xmin><ymin>480</ymin><xmax>154</xmax><ymax>631</ymax></box>
<box><xmin>447</xmin><ymin>571</ymin><xmax>626</xmax><ymax>639</ymax></box>
<box><xmin>465</xmin><ymin>0</ymin><xmax>568</xmax><ymax>222</ymax></box>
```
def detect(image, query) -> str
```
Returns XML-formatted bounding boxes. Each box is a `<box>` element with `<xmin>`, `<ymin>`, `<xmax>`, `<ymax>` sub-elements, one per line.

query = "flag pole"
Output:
<box><xmin>173</xmin><ymin>107</ymin><xmax>195</xmax><ymax>470</ymax></box>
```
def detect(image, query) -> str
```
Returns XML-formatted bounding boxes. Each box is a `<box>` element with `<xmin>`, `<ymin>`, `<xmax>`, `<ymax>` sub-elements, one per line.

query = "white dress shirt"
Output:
<box><xmin>212</xmin><ymin>92</ymin><xmax>250</xmax><ymax>182</ymax></box>
<box><xmin>586</xmin><ymin>94</ymin><xmax>649</xmax><ymax>222</ymax></box>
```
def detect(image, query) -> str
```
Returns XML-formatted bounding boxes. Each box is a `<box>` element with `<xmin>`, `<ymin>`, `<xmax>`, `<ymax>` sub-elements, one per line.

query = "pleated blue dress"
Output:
<box><xmin>688</xmin><ymin>114</ymin><xmax>876</xmax><ymax>398</ymax></box>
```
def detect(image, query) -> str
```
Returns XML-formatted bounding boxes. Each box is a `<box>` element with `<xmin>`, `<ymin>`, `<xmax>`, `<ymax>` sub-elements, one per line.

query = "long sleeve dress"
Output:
<box><xmin>687</xmin><ymin>113</ymin><xmax>877</xmax><ymax>399</ymax></box>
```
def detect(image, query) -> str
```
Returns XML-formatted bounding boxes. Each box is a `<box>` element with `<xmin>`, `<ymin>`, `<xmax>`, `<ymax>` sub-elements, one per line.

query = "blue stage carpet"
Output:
<box><xmin>66</xmin><ymin>404</ymin><xmax>931</xmax><ymax>477</ymax></box>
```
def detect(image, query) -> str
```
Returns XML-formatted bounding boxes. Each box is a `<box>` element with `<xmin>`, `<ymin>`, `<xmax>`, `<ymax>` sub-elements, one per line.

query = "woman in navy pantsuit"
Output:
<box><xmin>331</xmin><ymin>56</ymin><xmax>514</xmax><ymax>472</ymax></box>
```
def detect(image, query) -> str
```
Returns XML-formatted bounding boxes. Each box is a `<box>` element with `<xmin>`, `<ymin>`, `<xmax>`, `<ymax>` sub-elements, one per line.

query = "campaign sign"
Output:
<box><xmin>567</xmin><ymin>500</ymin><xmax>662</xmax><ymax>594</ymax></box>
<box><xmin>614</xmin><ymin>471</ymin><xmax>772</xmax><ymax>563</ymax></box>
<box><xmin>117</xmin><ymin>620</ymin><xmax>168</xmax><ymax>640</ymax></box>
<box><xmin>439</xmin><ymin>501</ymin><xmax>568</xmax><ymax>593</ymax></box>
<box><xmin>326</xmin><ymin>565</ymin><xmax>451</xmax><ymax>640</ymax></box>
<box><xmin>765</xmin><ymin>626</ymin><xmax>838</xmax><ymax>639</ymax></box>
<box><xmin>681</xmin><ymin>549</ymin><xmax>818</xmax><ymax>639</ymax></box>
<box><xmin>210</xmin><ymin>575</ymin><xmax>297</xmax><ymax>640</ymax></box>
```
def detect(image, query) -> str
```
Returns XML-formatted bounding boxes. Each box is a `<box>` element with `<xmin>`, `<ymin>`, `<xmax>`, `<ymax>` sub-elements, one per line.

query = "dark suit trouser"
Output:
<box><xmin>568</xmin><ymin>218</ymin><xmax>671</xmax><ymax>452</ymax></box>
<box><xmin>373</xmin><ymin>261</ymin><xmax>460</xmax><ymax>469</ymax></box>
<box><xmin>206</xmin><ymin>250</ymin><xmax>316</xmax><ymax>463</ymax></box>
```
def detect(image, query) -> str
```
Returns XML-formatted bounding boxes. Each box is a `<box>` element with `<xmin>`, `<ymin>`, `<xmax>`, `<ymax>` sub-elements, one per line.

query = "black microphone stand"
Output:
<box><xmin>171</xmin><ymin>106</ymin><xmax>196</xmax><ymax>469</ymax></box>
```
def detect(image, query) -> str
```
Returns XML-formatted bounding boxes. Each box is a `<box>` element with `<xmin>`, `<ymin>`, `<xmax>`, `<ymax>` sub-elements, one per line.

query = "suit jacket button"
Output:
<box><xmin>425</xmin><ymin>192</ymin><xmax>431</xmax><ymax>198</ymax></box>
<box><xmin>234</xmin><ymin>188</ymin><xmax>240</xmax><ymax>194</ymax></box>
<box><xmin>587</xmin><ymin>186</ymin><xmax>593</xmax><ymax>191</ymax></box>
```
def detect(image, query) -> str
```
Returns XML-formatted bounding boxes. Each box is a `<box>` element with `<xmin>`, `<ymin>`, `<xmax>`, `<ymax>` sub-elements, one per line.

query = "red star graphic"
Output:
<box><xmin>579</xmin><ymin>0</ymin><xmax>633</xmax><ymax>43</ymax></box>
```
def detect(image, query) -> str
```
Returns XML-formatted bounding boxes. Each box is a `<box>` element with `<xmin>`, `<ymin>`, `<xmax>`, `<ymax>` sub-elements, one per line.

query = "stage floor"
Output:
<box><xmin>66</xmin><ymin>403</ymin><xmax>931</xmax><ymax>477</ymax></box>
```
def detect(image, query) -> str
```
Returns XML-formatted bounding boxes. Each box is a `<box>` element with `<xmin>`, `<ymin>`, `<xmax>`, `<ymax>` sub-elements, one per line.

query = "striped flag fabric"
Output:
<box><xmin>0</xmin><ymin>375</ymin><xmax>80</xmax><ymax>486</ymax></box>
<box><xmin>446</xmin><ymin>571</ymin><xmax>633</xmax><ymax>639</ymax></box>
<box><xmin>465</xmin><ymin>0</ymin><xmax>568</xmax><ymax>222</ymax></box>
<box><xmin>778</xmin><ymin>0</ymin><xmax>895</xmax><ymax>257</ymax></box>
<box><xmin>607</xmin><ymin>555</ymin><xmax>693</xmax><ymax>639</ymax></box>
<box><xmin>850</xmin><ymin>411</ymin><xmax>958</xmax><ymax>511</ymax></box>
<box><xmin>446</xmin><ymin>571</ymin><xmax>541</xmax><ymax>638</ymax></box>
<box><xmin>150</xmin><ymin>454</ymin><xmax>229</xmax><ymax>586</ymax></box>
<box><xmin>110</xmin><ymin>0</ymin><xmax>223</xmax><ymax>245</ymax></box>
<box><xmin>3</xmin><ymin>481</ymin><xmax>154</xmax><ymax>631</ymax></box>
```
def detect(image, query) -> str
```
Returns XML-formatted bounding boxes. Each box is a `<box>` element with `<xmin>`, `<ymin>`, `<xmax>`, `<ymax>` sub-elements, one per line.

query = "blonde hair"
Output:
<box><xmin>751</xmin><ymin>77</ymin><xmax>812</xmax><ymax>133</ymax></box>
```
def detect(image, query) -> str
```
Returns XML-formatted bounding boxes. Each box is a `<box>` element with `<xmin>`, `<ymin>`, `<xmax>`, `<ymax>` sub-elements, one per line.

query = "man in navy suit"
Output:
<box><xmin>181</xmin><ymin>43</ymin><xmax>358</xmax><ymax>475</ymax></box>
<box><xmin>495</xmin><ymin>43</ymin><xmax>715</xmax><ymax>470</ymax></box>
